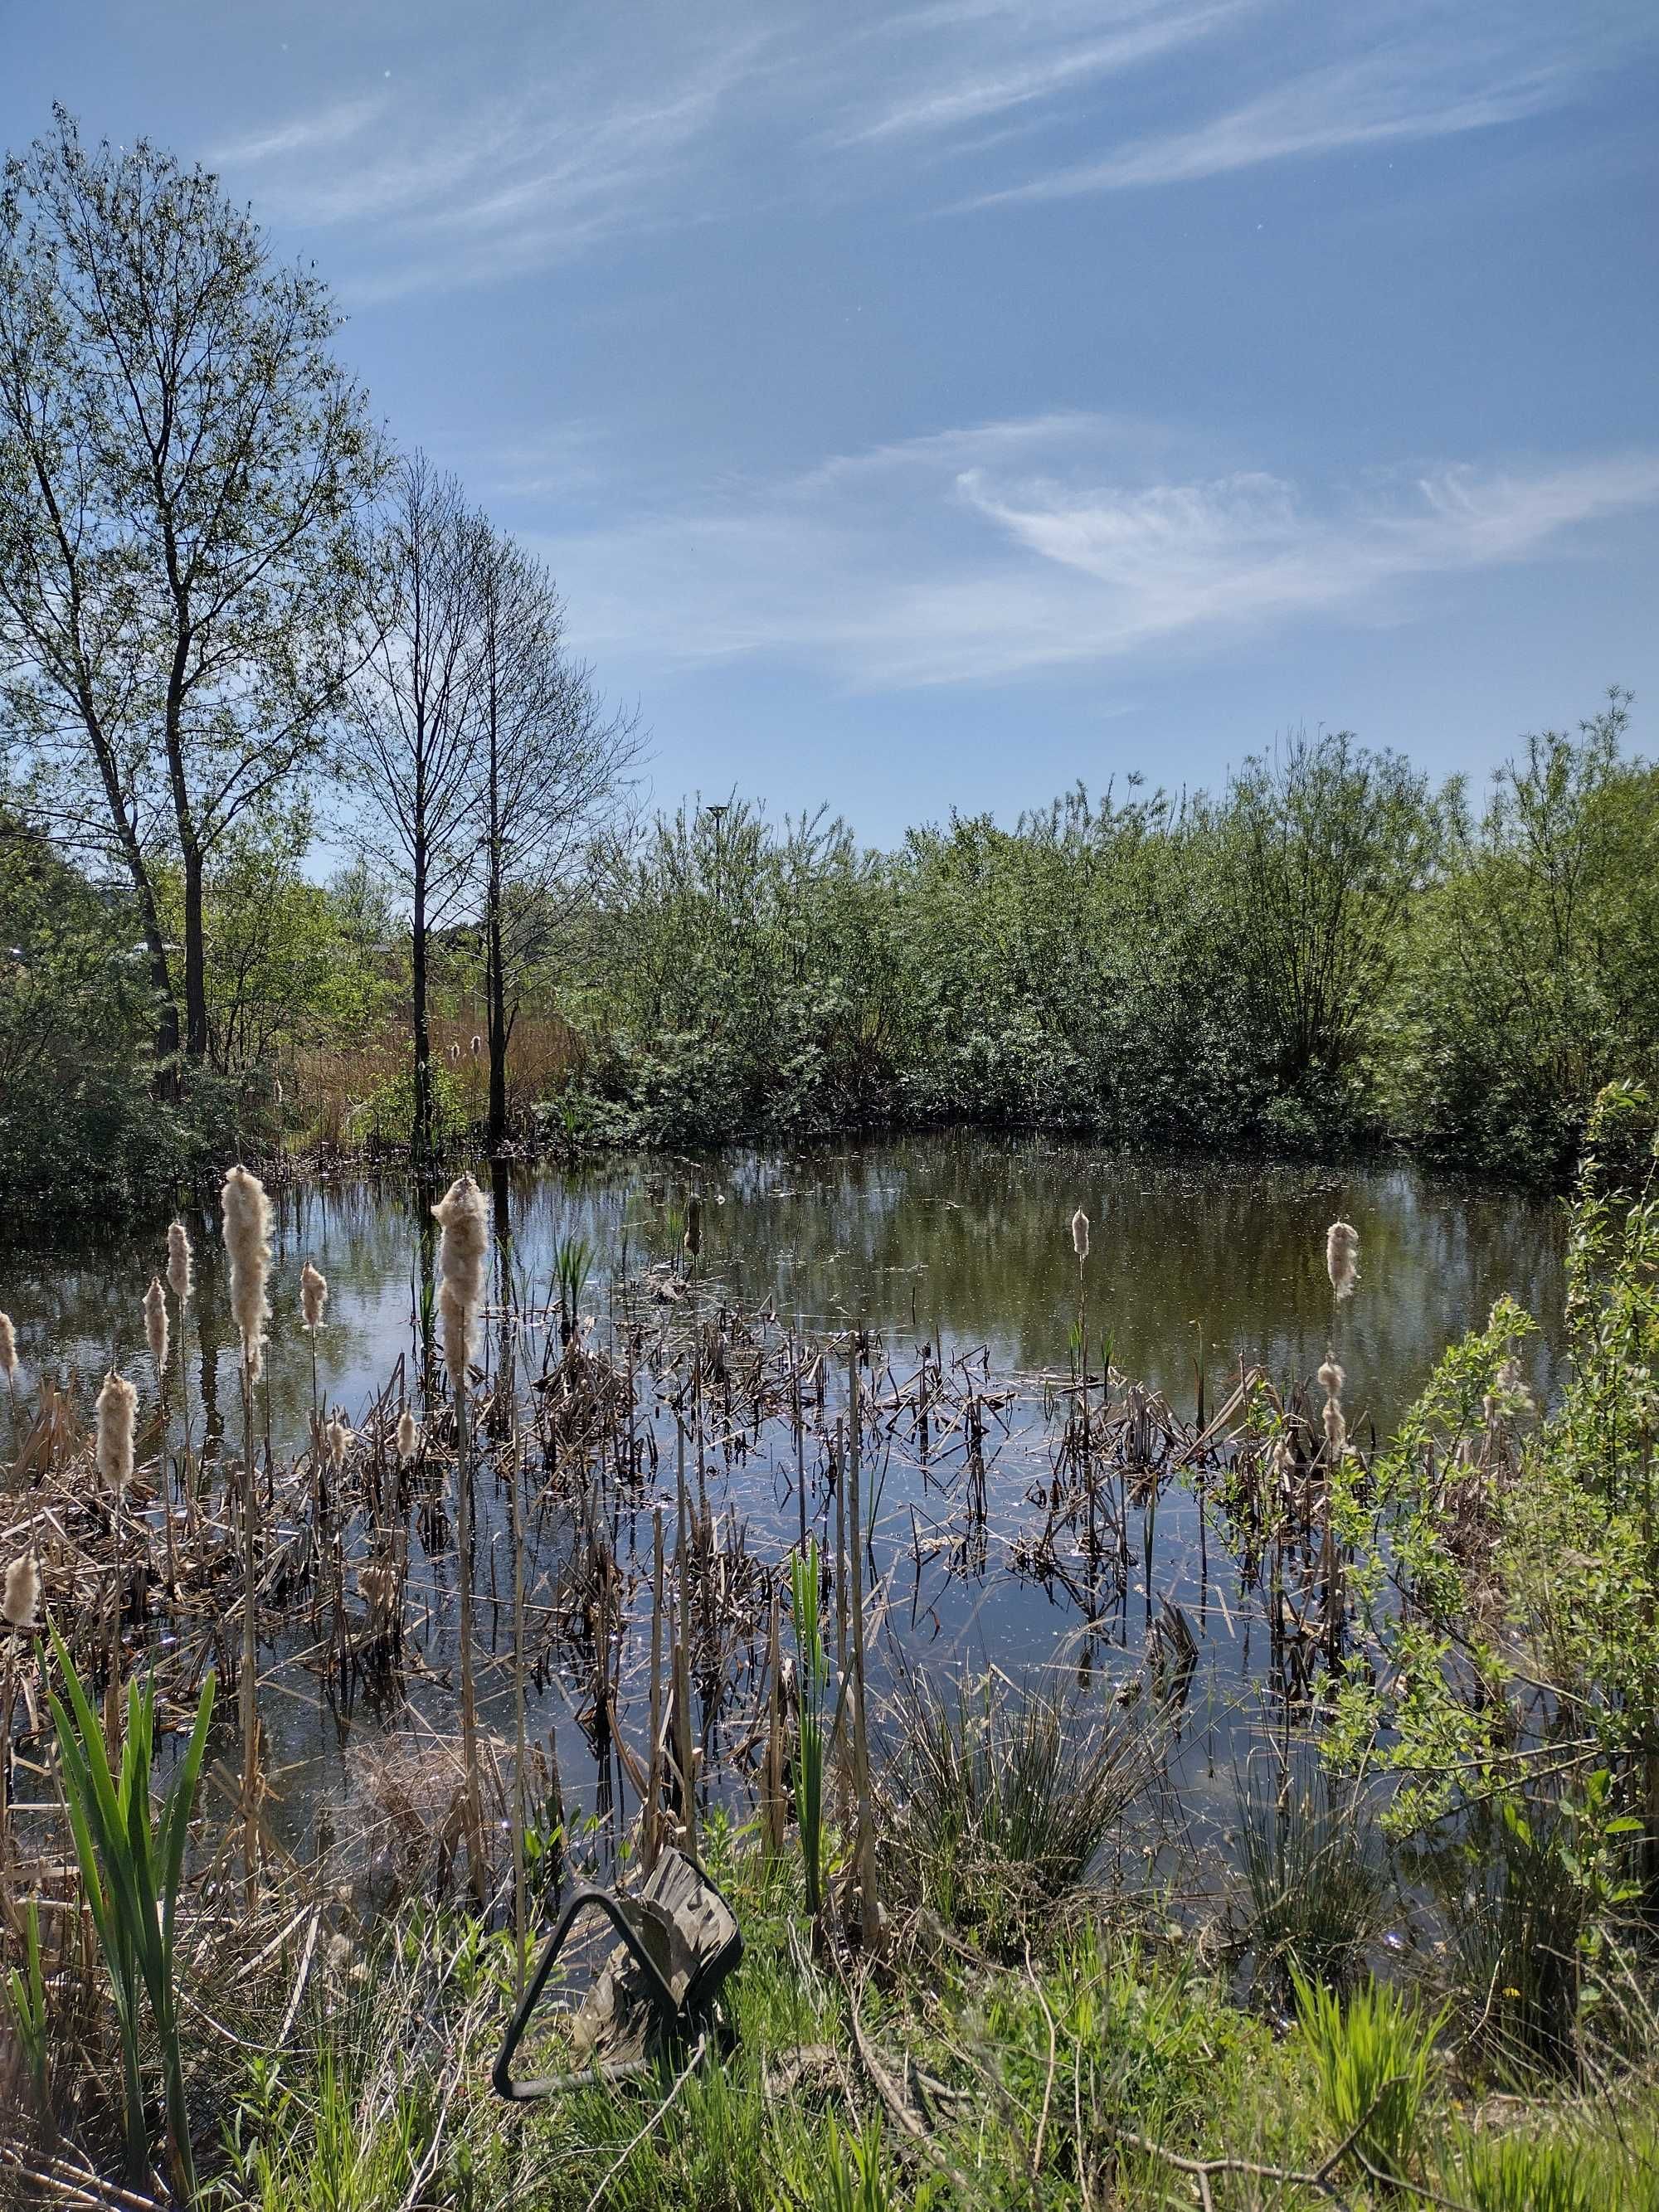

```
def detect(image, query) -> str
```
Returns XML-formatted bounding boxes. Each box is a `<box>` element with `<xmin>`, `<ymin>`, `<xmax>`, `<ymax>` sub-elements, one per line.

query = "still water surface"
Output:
<box><xmin>2</xmin><ymin>1136</ymin><xmax>1564</xmax><ymax>1864</ymax></box>
<box><xmin>4</xmin><ymin>1135</ymin><xmax>1564</xmax><ymax>1443</ymax></box>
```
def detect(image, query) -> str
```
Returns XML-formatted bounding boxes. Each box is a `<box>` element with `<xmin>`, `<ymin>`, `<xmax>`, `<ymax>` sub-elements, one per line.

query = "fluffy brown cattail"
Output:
<box><xmin>1268</xmin><ymin>1434</ymin><xmax>1296</xmax><ymax>1495</ymax></box>
<box><xmin>1318</xmin><ymin>1359</ymin><xmax>1345</xmax><ymax>1398</ymax></box>
<box><xmin>449</xmin><ymin>1041</ymin><xmax>460</xmax><ymax>1065</ymax></box>
<box><xmin>96</xmin><ymin>1369</ymin><xmax>138</xmax><ymax>1497</ymax></box>
<box><xmin>358</xmin><ymin>1561</ymin><xmax>396</xmax><ymax>1626</ymax></box>
<box><xmin>221</xmin><ymin>1165</ymin><xmax>272</xmax><ymax>1379</ymax></box>
<box><xmin>326</xmin><ymin>1410</ymin><xmax>352</xmax><ymax>1471</ymax></box>
<box><xmin>684</xmin><ymin>1194</ymin><xmax>703</xmax><ymax>1261</ymax></box>
<box><xmin>1070</xmin><ymin>1208</ymin><xmax>1090</xmax><ymax>1262</ymax></box>
<box><xmin>396</xmin><ymin>1407</ymin><xmax>418</xmax><ymax>1461</ymax></box>
<box><xmin>470</xmin><ymin>1033</ymin><xmax>481</xmax><ymax>1057</ymax></box>
<box><xmin>432</xmin><ymin>1173</ymin><xmax>489</xmax><ymax>1386</ymax></box>
<box><xmin>144</xmin><ymin>1276</ymin><xmax>168</xmax><ymax>1373</ymax></box>
<box><xmin>0</xmin><ymin>1310</ymin><xmax>16</xmax><ymax>1383</ymax></box>
<box><xmin>2</xmin><ymin>1553</ymin><xmax>40</xmax><ymax>1629</ymax></box>
<box><xmin>166</xmin><ymin>1221</ymin><xmax>193</xmax><ymax>1306</ymax></box>
<box><xmin>1491</xmin><ymin>1354</ymin><xmax>1537</xmax><ymax>1424</ymax></box>
<box><xmin>300</xmin><ymin>1260</ymin><xmax>328</xmax><ymax>1332</ymax></box>
<box><xmin>1326</xmin><ymin>1221</ymin><xmax>1360</xmax><ymax>1303</ymax></box>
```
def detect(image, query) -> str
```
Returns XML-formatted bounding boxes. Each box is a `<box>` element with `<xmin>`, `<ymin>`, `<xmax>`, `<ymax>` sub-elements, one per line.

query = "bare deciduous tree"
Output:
<box><xmin>346</xmin><ymin>454</ymin><xmax>482</xmax><ymax>1163</ymax></box>
<box><xmin>469</xmin><ymin>523</ymin><xmax>641</xmax><ymax>1150</ymax></box>
<box><xmin>0</xmin><ymin>108</ymin><xmax>382</xmax><ymax>1070</ymax></box>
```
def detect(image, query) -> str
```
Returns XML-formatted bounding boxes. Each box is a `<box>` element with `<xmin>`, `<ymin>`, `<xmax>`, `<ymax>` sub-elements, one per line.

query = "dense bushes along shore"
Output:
<box><xmin>3</xmin><ymin>691</ymin><xmax>1652</xmax><ymax>1221</ymax></box>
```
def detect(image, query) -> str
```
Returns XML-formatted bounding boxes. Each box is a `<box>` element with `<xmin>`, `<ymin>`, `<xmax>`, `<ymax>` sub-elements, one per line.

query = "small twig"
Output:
<box><xmin>1024</xmin><ymin>1938</ymin><xmax>1058</xmax><ymax>2188</ymax></box>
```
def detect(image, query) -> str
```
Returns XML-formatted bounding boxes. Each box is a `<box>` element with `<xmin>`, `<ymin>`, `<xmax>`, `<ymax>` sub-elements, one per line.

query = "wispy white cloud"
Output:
<box><xmin>547</xmin><ymin>420</ymin><xmax>1659</xmax><ymax>687</ymax></box>
<box><xmin>829</xmin><ymin>1</ymin><xmax>1244</xmax><ymax>148</ymax></box>
<box><xmin>210</xmin><ymin>15</ymin><xmax>779</xmax><ymax>294</ymax></box>
<box><xmin>956</xmin><ymin>4</ymin><xmax>1655</xmax><ymax>204</ymax></box>
<box><xmin>207</xmin><ymin>95</ymin><xmax>387</xmax><ymax>168</ymax></box>
<box><xmin>203</xmin><ymin>2</ymin><xmax>1657</xmax><ymax>295</ymax></box>
<box><xmin>961</xmin><ymin>51</ymin><xmax>1563</xmax><ymax>203</ymax></box>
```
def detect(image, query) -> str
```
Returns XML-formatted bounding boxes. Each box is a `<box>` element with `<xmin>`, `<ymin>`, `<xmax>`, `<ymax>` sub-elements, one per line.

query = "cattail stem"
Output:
<box><xmin>508</xmin><ymin>1359</ymin><xmax>528</xmax><ymax>1993</ymax></box>
<box><xmin>454</xmin><ymin>1376</ymin><xmax>487</xmax><ymax>1906</ymax></box>
<box><xmin>834</xmin><ymin>1410</ymin><xmax>850</xmax><ymax>1835</ymax></box>
<box><xmin>241</xmin><ymin>1359</ymin><xmax>260</xmax><ymax>1913</ymax></box>
<box><xmin>644</xmin><ymin>1507</ymin><xmax>665</xmax><ymax>1877</ymax></box>
<box><xmin>793</xmin><ymin>1328</ymin><xmax>806</xmax><ymax>1555</ymax></box>
<box><xmin>176</xmin><ymin>1326</ymin><xmax>194</xmax><ymax>1530</ymax></box>
<box><xmin>848</xmin><ymin>1330</ymin><xmax>878</xmax><ymax>1952</ymax></box>
<box><xmin>674</xmin><ymin>1413</ymin><xmax>696</xmax><ymax>1860</ymax></box>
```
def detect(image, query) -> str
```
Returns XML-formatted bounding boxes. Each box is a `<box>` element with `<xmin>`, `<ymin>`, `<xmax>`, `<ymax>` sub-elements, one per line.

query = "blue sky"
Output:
<box><xmin>5</xmin><ymin>1</ymin><xmax>1657</xmax><ymax>836</ymax></box>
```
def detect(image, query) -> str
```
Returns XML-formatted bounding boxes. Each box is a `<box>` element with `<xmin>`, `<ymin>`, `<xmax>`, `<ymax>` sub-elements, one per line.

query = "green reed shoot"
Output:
<box><xmin>50</xmin><ymin>1628</ymin><xmax>215</xmax><ymax>2201</ymax></box>
<box><xmin>3</xmin><ymin>1898</ymin><xmax>48</xmax><ymax>2105</ymax></box>
<box><xmin>550</xmin><ymin>1231</ymin><xmax>594</xmax><ymax>1333</ymax></box>
<box><xmin>790</xmin><ymin>1536</ymin><xmax>829</xmax><ymax>1924</ymax></box>
<box><xmin>1292</xmin><ymin>1967</ymin><xmax>1445</xmax><ymax>2189</ymax></box>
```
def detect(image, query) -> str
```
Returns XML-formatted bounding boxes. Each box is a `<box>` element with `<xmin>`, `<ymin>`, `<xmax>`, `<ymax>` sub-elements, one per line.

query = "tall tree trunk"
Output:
<box><xmin>182</xmin><ymin>842</ymin><xmax>210</xmax><ymax>1062</ymax></box>
<box><xmin>411</xmin><ymin>852</ymin><xmax>431</xmax><ymax>1166</ymax></box>
<box><xmin>486</xmin><ymin>862</ymin><xmax>508</xmax><ymax>1153</ymax></box>
<box><xmin>136</xmin><ymin>885</ymin><xmax>181</xmax><ymax>1082</ymax></box>
<box><xmin>76</xmin><ymin>692</ymin><xmax>182</xmax><ymax>1082</ymax></box>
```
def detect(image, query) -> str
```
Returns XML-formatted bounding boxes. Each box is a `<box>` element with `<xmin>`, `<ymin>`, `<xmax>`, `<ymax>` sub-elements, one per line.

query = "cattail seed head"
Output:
<box><xmin>221</xmin><ymin>1165</ymin><xmax>273</xmax><ymax>1379</ymax></box>
<box><xmin>1070</xmin><ymin>1208</ymin><xmax>1090</xmax><ymax>1262</ymax></box>
<box><xmin>470</xmin><ymin>1033</ymin><xmax>481</xmax><ymax>1057</ymax></box>
<box><xmin>2</xmin><ymin>1553</ymin><xmax>40</xmax><ymax>1629</ymax></box>
<box><xmin>397</xmin><ymin>1407</ymin><xmax>418</xmax><ymax>1461</ymax></box>
<box><xmin>432</xmin><ymin>1173</ymin><xmax>489</xmax><ymax>1386</ymax></box>
<box><xmin>144</xmin><ymin>1276</ymin><xmax>168</xmax><ymax>1373</ymax></box>
<box><xmin>1493</xmin><ymin>1354</ymin><xmax>1537</xmax><ymax>1422</ymax></box>
<box><xmin>300</xmin><ymin>1260</ymin><xmax>328</xmax><ymax>1332</ymax></box>
<box><xmin>358</xmin><ymin>1561</ymin><xmax>396</xmax><ymax>1626</ymax></box>
<box><xmin>449</xmin><ymin>1041</ymin><xmax>460</xmax><ymax>1065</ymax></box>
<box><xmin>0</xmin><ymin>1310</ymin><xmax>16</xmax><ymax>1382</ymax></box>
<box><xmin>1326</xmin><ymin>1220</ymin><xmax>1360</xmax><ymax>1303</ymax></box>
<box><xmin>1317</xmin><ymin>1358</ymin><xmax>1345</xmax><ymax>1398</ymax></box>
<box><xmin>95</xmin><ymin>1369</ymin><xmax>138</xmax><ymax>1496</ymax></box>
<box><xmin>326</xmin><ymin>1411</ymin><xmax>352</xmax><ymax>1470</ymax></box>
<box><xmin>684</xmin><ymin>1194</ymin><xmax>703</xmax><ymax>1260</ymax></box>
<box><xmin>166</xmin><ymin>1221</ymin><xmax>193</xmax><ymax>1306</ymax></box>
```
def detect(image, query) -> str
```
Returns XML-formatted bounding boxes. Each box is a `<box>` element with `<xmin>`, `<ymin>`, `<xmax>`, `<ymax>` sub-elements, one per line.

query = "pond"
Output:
<box><xmin>1</xmin><ymin>1135</ymin><xmax>1565</xmax><ymax>1877</ymax></box>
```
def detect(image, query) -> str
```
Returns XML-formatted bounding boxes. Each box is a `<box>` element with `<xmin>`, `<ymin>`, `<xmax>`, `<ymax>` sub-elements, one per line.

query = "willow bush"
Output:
<box><xmin>563</xmin><ymin>699</ymin><xmax>1656</xmax><ymax>1182</ymax></box>
<box><xmin>1327</xmin><ymin>1079</ymin><xmax>1659</xmax><ymax>2065</ymax></box>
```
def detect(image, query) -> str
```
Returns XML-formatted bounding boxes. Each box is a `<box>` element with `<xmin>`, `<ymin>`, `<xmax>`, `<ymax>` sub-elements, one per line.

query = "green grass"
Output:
<box><xmin>139</xmin><ymin>1836</ymin><xmax>1659</xmax><ymax>2212</ymax></box>
<box><xmin>1292</xmin><ymin>1968</ymin><xmax>1447</xmax><ymax>2190</ymax></box>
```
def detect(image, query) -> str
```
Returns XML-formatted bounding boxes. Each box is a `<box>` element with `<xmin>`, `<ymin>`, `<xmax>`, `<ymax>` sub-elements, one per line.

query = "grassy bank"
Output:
<box><xmin>16</xmin><ymin>1830</ymin><xmax>1657</xmax><ymax>2212</ymax></box>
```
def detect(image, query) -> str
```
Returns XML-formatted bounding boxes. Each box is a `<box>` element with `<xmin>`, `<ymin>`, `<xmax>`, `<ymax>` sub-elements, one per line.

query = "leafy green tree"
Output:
<box><xmin>1208</xmin><ymin>731</ymin><xmax>1438</xmax><ymax>1135</ymax></box>
<box><xmin>0</xmin><ymin>108</ymin><xmax>382</xmax><ymax>1071</ymax></box>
